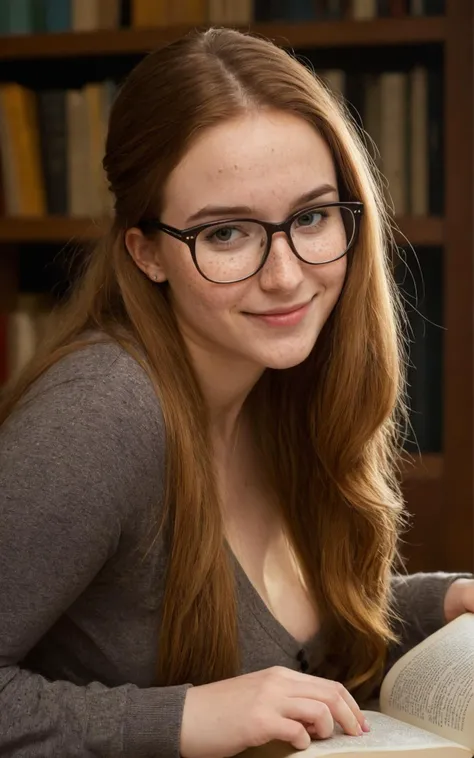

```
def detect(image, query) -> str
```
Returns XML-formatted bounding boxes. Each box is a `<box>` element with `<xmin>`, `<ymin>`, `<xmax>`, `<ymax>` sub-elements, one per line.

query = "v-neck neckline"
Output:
<box><xmin>227</xmin><ymin>546</ymin><xmax>322</xmax><ymax>658</ymax></box>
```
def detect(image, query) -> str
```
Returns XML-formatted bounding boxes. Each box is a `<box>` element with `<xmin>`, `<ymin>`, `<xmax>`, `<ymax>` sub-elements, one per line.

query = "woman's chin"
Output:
<box><xmin>259</xmin><ymin>342</ymin><xmax>317</xmax><ymax>371</ymax></box>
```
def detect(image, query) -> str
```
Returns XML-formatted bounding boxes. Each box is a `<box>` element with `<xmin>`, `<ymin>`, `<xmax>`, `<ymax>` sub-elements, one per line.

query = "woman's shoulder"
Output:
<box><xmin>7</xmin><ymin>332</ymin><xmax>166</xmax><ymax>456</ymax></box>
<box><xmin>32</xmin><ymin>333</ymin><xmax>152</xmax><ymax>393</ymax></box>
<box><xmin>1</xmin><ymin>333</ymin><xmax>166</xmax><ymax>531</ymax></box>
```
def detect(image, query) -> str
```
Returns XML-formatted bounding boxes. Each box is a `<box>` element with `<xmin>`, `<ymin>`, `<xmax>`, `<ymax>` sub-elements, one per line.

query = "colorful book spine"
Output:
<box><xmin>6</xmin><ymin>0</ymin><xmax>33</xmax><ymax>34</ymax></box>
<box><xmin>132</xmin><ymin>0</ymin><xmax>167</xmax><ymax>26</ymax></box>
<box><xmin>0</xmin><ymin>83</ymin><xmax>46</xmax><ymax>215</ymax></box>
<box><xmin>282</xmin><ymin>0</ymin><xmax>315</xmax><ymax>20</ymax></box>
<box><xmin>44</xmin><ymin>0</ymin><xmax>71</xmax><ymax>32</ymax></box>
<box><xmin>37</xmin><ymin>90</ymin><xmax>68</xmax><ymax>215</ymax></box>
<box><xmin>427</xmin><ymin>66</ymin><xmax>443</xmax><ymax>215</ymax></box>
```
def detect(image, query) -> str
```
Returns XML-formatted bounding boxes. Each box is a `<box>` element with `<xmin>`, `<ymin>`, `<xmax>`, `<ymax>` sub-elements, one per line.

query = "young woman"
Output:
<box><xmin>0</xmin><ymin>27</ymin><xmax>473</xmax><ymax>758</ymax></box>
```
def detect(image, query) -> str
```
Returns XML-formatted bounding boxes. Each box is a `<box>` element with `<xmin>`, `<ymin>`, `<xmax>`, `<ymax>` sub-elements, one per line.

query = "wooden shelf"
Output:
<box><xmin>0</xmin><ymin>216</ymin><xmax>108</xmax><ymax>243</ymax></box>
<box><xmin>0</xmin><ymin>215</ymin><xmax>444</xmax><ymax>246</ymax></box>
<box><xmin>401</xmin><ymin>453</ymin><xmax>443</xmax><ymax>481</ymax></box>
<box><xmin>0</xmin><ymin>17</ymin><xmax>445</xmax><ymax>61</ymax></box>
<box><xmin>393</xmin><ymin>216</ymin><xmax>444</xmax><ymax>246</ymax></box>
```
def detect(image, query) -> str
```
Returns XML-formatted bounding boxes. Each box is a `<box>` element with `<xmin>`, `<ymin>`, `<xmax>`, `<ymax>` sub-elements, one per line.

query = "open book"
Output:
<box><xmin>242</xmin><ymin>613</ymin><xmax>474</xmax><ymax>758</ymax></box>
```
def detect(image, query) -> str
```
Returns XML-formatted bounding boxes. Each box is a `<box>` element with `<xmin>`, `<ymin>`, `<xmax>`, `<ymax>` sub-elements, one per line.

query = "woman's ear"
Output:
<box><xmin>124</xmin><ymin>227</ymin><xmax>168</xmax><ymax>283</ymax></box>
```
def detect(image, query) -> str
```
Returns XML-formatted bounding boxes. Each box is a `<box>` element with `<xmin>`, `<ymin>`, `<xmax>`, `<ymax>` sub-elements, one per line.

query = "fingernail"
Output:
<box><xmin>362</xmin><ymin>718</ymin><xmax>371</xmax><ymax>733</ymax></box>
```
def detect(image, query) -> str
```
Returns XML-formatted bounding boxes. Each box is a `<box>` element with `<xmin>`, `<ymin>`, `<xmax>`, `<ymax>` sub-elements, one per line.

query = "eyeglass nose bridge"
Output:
<box><xmin>260</xmin><ymin>217</ymin><xmax>303</xmax><ymax>262</ymax></box>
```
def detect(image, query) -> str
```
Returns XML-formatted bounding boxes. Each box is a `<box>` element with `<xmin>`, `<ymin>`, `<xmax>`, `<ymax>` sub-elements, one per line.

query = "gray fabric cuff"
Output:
<box><xmin>124</xmin><ymin>683</ymin><xmax>193</xmax><ymax>757</ymax></box>
<box><xmin>389</xmin><ymin>571</ymin><xmax>473</xmax><ymax>662</ymax></box>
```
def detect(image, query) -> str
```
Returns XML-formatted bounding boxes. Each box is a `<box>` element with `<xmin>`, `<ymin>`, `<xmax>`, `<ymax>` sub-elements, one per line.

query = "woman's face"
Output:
<box><xmin>152</xmin><ymin>110</ymin><xmax>347</xmax><ymax>372</ymax></box>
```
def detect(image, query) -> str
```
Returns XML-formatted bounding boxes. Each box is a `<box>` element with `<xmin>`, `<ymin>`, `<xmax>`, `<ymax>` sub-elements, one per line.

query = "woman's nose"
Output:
<box><xmin>257</xmin><ymin>232</ymin><xmax>305</xmax><ymax>292</ymax></box>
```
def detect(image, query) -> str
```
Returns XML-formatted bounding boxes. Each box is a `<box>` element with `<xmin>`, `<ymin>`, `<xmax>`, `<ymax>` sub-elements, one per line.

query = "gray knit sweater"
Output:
<box><xmin>0</xmin><ymin>340</ymin><xmax>464</xmax><ymax>757</ymax></box>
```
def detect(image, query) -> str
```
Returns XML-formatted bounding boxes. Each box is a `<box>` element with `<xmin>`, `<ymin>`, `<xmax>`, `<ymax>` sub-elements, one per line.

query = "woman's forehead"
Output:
<box><xmin>163</xmin><ymin>111</ymin><xmax>337</xmax><ymax>222</ymax></box>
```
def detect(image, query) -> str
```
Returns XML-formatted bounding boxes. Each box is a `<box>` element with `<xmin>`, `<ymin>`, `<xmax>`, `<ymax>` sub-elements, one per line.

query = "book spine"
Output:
<box><xmin>320</xmin><ymin>69</ymin><xmax>347</xmax><ymax>97</ymax></box>
<box><xmin>0</xmin><ymin>84</ymin><xmax>46</xmax><ymax>215</ymax></box>
<box><xmin>409</xmin><ymin>66</ymin><xmax>428</xmax><ymax>216</ymax></box>
<box><xmin>363</xmin><ymin>73</ymin><xmax>382</xmax><ymax>167</ymax></box>
<box><xmin>7</xmin><ymin>300</ymin><xmax>39</xmax><ymax>380</ymax></box>
<box><xmin>0</xmin><ymin>92</ymin><xmax>20</xmax><ymax>214</ymax></box>
<box><xmin>167</xmin><ymin>0</ymin><xmax>207</xmax><ymax>25</ymax></box>
<box><xmin>7</xmin><ymin>0</ymin><xmax>33</xmax><ymax>34</ymax></box>
<box><xmin>427</xmin><ymin>66</ymin><xmax>443</xmax><ymax>215</ymax></box>
<box><xmin>388</xmin><ymin>0</ymin><xmax>408</xmax><ymax>15</ymax></box>
<box><xmin>7</xmin><ymin>294</ymin><xmax>54</xmax><ymax>381</ymax></box>
<box><xmin>253</xmin><ymin>0</ymin><xmax>271</xmax><ymax>20</ymax></box>
<box><xmin>30</xmin><ymin>0</ymin><xmax>47</xmax><ymax>32</ymax></box>
<box><xmin>67</xmin><ymin>89</ymin><xmax>91</xmax><ymax>217</ymax></box>
<box><xmin>97</xmin><ymin>0</ymin><xmax>120</xmax><ymax>28</ymax></box>
<box><xmin>131</xmin><ymin>0</ymin><xmax>168</xmax><ymax>26</ymax></box>
<box><xmin>100</xmin><ymin>81</ymin><xmax>115</xmax><ymax>214</ymax></box>
<box><xmin>0</xmin><ymin>312</ymin><xmax>8</xmax><ymax>387</ymax></box>
<box><xmin>424</xmin><ymin>0</ymin><xmax>444</xmax><ymax>14</ymax></box>
<box><xmin>0</xmin><ymin>1</ymin><xmax>9</xmax><ymax>34</ymax></box>
<box><xmin>379</xmin><ymin>71</ymin><xmax>408</xmax><ymax>216</ymax></box>
<box><xmin>44</xmin><ymin>0</ymin><xmax>71</xmax><ymax>32</ymax></box>
<box><xmin>409</xmin><ymin>0</ymin><xmax>424</xmax><ymax>13</ymax></box>
<box><xmin>120</xmin><ymin>0</ymin><xmax>131</xmax><ymax>26</ymax></box>
<box><xmin>207</xmin><ymin>0</ymin><xmax>227</xmax><ymax>23</ymax></box>
<box><xmin>224</xmin><ymin>0</ymin><xmax>252</xmax><ymax>23</ymax></box>
<box><xmin>83</xmin><ymin>83</ymin><xmax>107</xmax><ymax>218</ymax></box>
<box><xmin>282</xmin><ymin>0</ymin><xmax>315</xmax><ymax>20</ymax></box>
<box><xmin>400</xmin><ymin>248</ymin><xmax>443</xmax><ymax>452</ymax></box>
<box><xmin>352</xmin><ymin>0</ymin><xmax>377</xmax><ymax>18</ymax></box>
<box><xmin>325</xmin><ymin>0</ymin><xmax>344</xmax><ymax>18</ymax></box>
<box><xmin>37</xmin><ymin>90</ymin><xmax>68</xmax><ymax>215</ymax></box>
<box><xmin>377</xmin><ymin>0</ymin><xmax>391</xmax><ymax>15</ymax></box>
<box><xmin>345</xmin><ymin>70</ymin><xmax>366</xmax><ymax>131</ymax></box>
<box><xmin>72</xmin><ymin>0</ymin><xmax>99</xmax><ymax>30</ymax></box>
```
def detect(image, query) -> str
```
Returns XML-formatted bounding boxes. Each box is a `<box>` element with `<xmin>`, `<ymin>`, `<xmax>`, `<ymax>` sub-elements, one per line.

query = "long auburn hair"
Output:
<box><xmin>0</xmin><ymin>28</ymin><xmax>406</xmax><ymax>699</ymax></box>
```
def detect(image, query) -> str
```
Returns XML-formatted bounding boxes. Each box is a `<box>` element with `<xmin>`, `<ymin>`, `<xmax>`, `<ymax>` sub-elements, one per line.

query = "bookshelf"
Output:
<box><xmin>0</xmin><ymin>18</ymin><xmax>445</xmax><ymax>59</ymax></box>
<box><xmin>0</xmin><ymin>215</ymin><xmax>444</xmax><ymax>245</ymax></box>
<box><xmin>0</xmin><ymin>1</ymin><xmax>472</xmax><ymax>574</ymax></box>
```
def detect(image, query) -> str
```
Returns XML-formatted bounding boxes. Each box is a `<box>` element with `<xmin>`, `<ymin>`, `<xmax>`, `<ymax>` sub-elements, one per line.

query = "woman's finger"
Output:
<box><xmin>284</xmin><ymin>674</ymin><xmax>367</xmax><ymax>731</ymax></box>
<box><xmin>284</xmin><ymin>696</ymin><xmax>361</xmax><ymax>738</ymax></box>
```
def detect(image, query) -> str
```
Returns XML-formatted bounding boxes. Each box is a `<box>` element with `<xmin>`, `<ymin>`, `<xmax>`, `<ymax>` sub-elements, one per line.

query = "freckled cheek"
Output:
<box><xmin>163</xmin><ymin>242</ymin><xmax>253</xmax><ymax>316</ymax></box>
<box><xmin>167</xmin><ymin>265</ymin><xmax>242</xmax><ymax>320</ymax></box>
<box><xmin>313</xmin><ymin>258</ymin><xmax>347</xmax><ymax>296</ymax></box>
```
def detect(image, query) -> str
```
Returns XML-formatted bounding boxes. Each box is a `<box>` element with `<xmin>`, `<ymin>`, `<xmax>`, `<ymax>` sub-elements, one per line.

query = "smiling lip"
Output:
<box><xmin>244</xmin><ymin>298</ymin><xmax>313</xmax><ymax>327</ymax></box>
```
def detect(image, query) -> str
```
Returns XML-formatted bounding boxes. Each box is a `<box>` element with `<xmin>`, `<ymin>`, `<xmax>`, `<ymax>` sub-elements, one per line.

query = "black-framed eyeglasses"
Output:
<box><xmin>138</xmin><ymin>200</ymin><xmax>364</xmax><ymax>285</ymax></box>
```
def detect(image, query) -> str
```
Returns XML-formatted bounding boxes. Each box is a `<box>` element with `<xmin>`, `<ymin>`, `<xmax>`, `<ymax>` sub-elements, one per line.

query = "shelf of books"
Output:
<box><xmin>0</xmin><ymin>17</ymin><xmax>445</xmax><ymax>60</ymax></box>
<box><xmin>4</xmin><ymin>0</ymin><xmax>473</xmax><ymax>573</ymax></box>
<box><xmin>0</xmin><ymin>216</ymin><xmax>444</xmax><ymax>245</ymax></box>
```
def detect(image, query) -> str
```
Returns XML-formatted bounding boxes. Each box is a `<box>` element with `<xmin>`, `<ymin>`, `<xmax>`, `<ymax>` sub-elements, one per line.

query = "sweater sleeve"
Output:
<box><xmin>388</xmin><ymin>571</ymin><xmax>474</xmax><ymax>665</ymax></box>
<box><xmin>0</xmin><ymin>349</ymin><xmax>191</xmax><ymax>758</ymax></box>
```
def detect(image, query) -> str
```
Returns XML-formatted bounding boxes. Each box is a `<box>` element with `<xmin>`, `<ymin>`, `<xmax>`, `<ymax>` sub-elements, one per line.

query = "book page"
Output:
<box><xmin>380</xmin><ymin>613</ymin><xmax>474</xmax><ymax>749</ymax></box>
<box><xmin>241</xmin><ymin>712</ymin><xmax>468</xmax><ymax>758</ymax></box>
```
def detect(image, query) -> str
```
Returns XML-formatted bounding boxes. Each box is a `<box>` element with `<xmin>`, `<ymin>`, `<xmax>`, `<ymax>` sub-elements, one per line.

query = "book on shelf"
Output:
<box><xmin>0</xmin><ymin>0</ymin><xmax>448</xmax><ymax>34</ymax></box>
<box><xmin>241</xmin><ymin>613</ymin><xmax>474</xmax><ymax>758</ymax></box>
<box><xmin>71</xmin><ymin>0</ymin><xmax>121</xmax><ymax>31</ymax></box>
<box><xmin>0</xmin><ymin>80</ymin><xmax>117</xmax><ymax>218</ymax></box>
<box><xmin>0</xmin><ymin>293</ymin><xmax>56</xmax><ymax>386</ymax></box>
<box><xmin>0</xmin><ymin>67</ymin><xmax>442</xmax><ymax>220</ymax></box>
<box><xmin>0</xmin><ymin>83</ymin><xmax>46</xmax><ymax>216</ymax></box>
<box><xmin>311</xmin><ymin>65</ymin><xmax>442</xmax><ymax>218</ymax></box>
<box><xmin>380</xmin><ymin>71</ymin><xmax>409</xmax><ymax>216</ymax></box>
<box><xmin>0</xmin><ymin>0</ymin><xmax>122</xmax><ymax>34</ymax></box>
<box><xmin>398</xmin><ymin>246</ymin><xmax>443</xmax><ymax>454</ymax></box>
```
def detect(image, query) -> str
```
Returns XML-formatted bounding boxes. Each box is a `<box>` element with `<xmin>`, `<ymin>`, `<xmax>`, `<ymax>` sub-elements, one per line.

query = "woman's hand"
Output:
<box><xmin>180</xmin><ymin>665</ymin><xmax>369</xmax><ymax>758</ymax></box>
<box><xmin>444</xmin><ymin>577</ymin><xmax>474</xmax><ymax>623</ymax></box>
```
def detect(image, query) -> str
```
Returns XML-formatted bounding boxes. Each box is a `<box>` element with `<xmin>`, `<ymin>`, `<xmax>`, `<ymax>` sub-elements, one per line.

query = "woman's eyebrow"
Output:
<box><xmin>185</xmin><ymin>183</ymin><xmax>338</xmax><ymax>225</ymax></box>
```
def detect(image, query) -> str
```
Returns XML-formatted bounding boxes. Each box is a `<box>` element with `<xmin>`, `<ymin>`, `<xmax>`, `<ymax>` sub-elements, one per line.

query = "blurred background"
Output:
<box><xmin>0</xmin><ymin>0</ymin><xmax>472</xmax><ymax>573</ymax></box>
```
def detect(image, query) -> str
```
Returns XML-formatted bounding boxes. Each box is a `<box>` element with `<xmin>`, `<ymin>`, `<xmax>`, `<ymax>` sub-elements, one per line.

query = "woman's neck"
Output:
<box><xmin>185</xmin><ymin>340</ymin><xmax>263</xmax><ymax>449</ymax></box>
